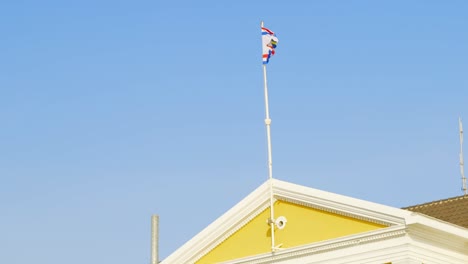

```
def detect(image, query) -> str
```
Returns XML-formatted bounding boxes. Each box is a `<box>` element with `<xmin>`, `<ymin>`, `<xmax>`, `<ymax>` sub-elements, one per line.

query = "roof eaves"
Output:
<box><xmin>402</xmin><ymin>195</ymin><xmax>468</xmax><ymax>210</ymax></box>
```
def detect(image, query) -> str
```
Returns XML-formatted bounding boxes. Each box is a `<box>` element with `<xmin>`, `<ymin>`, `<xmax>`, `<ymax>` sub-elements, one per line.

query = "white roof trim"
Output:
<box><xmin>161</xmin><ymin>180</ymin><xmax>271</xmax><ymax>264</ymax></box>
<box><xmin>406</xmin><ymin>212</ymin><xmax>468</xmax><ymax>239</ymax></box>
<box><xmin>160</xmin><ymin>179</ymin><xmax>468</xmax><ymax>264</ymax></box>
<box><xmin>220</xmin><ymin>225</ymin><xmax>407</xmax><ymax>264</ymax></box>
<box><xmin>272</xmin><ymin>180</ymin><xmax>410</xmax><ymax>225</ymax></box>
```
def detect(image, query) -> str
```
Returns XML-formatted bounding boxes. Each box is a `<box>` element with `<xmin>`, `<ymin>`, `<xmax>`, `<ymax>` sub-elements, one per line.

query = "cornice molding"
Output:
<box><xmin>191</xmin><ymin>201</ymin><xmax>271</xmax><ymax>263</ymax></box>
<box><xmin>161</xmin><ymin>179</ymin><xmax>466</xmax><ymax>264</ymax></box>
<box><xmin>161</xmin><ymin>181</ymin><xmax>271</xmax><ymax>264</ymax></box>
<box><xmin>273</xmin><ymin>180</ymin><xmax>408</xmax><ymax>226</ymax></box>
<box><xmin>220</xmin><ymin>225</ymin><xmax>407</xmax><ymax>264</ymax></box>
<box><xmin>407</xmin><ymin>224</ymin><xmax>468</xmax><ymax>255</ymax></box>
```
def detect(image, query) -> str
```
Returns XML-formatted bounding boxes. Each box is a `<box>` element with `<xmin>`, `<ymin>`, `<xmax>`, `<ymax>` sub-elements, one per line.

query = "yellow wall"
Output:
<box><xmin>196</xmin><ymin>200</ymin><xmax>386</xmax><ymax>264</ymax></box>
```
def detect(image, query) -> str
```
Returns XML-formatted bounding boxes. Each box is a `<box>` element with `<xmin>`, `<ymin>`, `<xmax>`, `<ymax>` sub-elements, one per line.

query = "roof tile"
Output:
<box><xmin>403</xmin><ymin>195</ymin><xmax>468</xmax><ymax>228</ymax></box>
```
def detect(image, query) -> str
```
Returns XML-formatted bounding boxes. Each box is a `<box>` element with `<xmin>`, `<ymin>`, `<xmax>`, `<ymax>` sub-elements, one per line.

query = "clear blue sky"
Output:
<box><xmin>1</xmin><ymin>1</ymin><xmax>468</xmax><ymax>263</ymax></box>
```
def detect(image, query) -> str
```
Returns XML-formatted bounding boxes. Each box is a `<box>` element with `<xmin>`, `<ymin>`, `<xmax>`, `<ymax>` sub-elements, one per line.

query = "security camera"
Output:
<box><xmin>275</xmin><ymin>216</ymin><xmax>287</xmax><ymax>229</ymax></box>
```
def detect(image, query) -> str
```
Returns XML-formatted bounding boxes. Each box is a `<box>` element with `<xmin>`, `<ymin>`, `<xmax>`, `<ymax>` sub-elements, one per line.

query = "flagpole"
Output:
<box><xmin>261</xmin><ymin>21</ymin><xmax>276</xmax><ymax>252</ymax></box>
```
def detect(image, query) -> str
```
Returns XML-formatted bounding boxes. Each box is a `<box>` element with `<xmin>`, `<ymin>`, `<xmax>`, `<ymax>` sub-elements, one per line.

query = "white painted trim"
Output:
<box><xmin>220</xmin><ymin>225</ymin><xmax>407</xmax><ymax>264</ymax></box>
<box><xmin>405</xmin><ymin>213</ymin><xmax>468</xmax><ymax>239</ymax></box>
<box><xmin>160</xmin><ymin>181</ymin><xmax>271</xmax><ymax>264</ymax></box>
<box><xmin>160</xmin><ymin>179</ymin><xmax>468</xmax><ymax>264</ymax></box>
<box><xmin>273</xmin><ymin>180</ymin><xmax>408</xmax><ymax>225</ymax></box>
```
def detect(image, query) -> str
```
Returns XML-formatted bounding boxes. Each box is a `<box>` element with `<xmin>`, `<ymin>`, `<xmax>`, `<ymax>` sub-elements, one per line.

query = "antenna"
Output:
<box><xmin>459</xmin><ymin>117</ymin><xmax>467</xmax><ymax>195</ymax></box>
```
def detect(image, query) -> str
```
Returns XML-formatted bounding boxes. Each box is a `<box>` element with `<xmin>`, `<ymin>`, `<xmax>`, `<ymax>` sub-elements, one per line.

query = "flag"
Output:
<box><xmin>262</xmin><ymin>26</ymin><xmax>278</xmax><ymax>64</ymax></box>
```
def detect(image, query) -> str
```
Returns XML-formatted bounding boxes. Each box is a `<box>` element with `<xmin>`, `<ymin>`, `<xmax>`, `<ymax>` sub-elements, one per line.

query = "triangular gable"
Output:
<box><xmin>196</xmin><ymin>200</ymin><xmax>386</xmax><ymax>263</ymax></box>
<box><xmin>161</xmin><ymin>179</ymin><xmax>412</xmax><ymax>264</ymax></box>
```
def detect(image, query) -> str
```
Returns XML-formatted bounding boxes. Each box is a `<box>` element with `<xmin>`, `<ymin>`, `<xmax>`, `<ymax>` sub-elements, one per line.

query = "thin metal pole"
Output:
<box><xmin>263</xmin><ymin>64</ymin><xmax>273</xmax><ymax>182</ymax></box>
<box><xmin>263</xmin><ymin>63</ymin><xmax>276</xmax><ymax>252</ymax></box>
<box><xmin>261</xmin><ymin>21</ymin><xmax>276</xmax><ymax>251</ymax></box>
<box><xmin>460</xmin><ymin>118</ymin><xmax>467</xmax><ymax>195</ymax></box>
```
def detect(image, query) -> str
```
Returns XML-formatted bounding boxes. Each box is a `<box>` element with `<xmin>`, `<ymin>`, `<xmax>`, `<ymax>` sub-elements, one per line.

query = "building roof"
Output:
<box><xmin>403</xmin><ymin>195</ymin><xmax>468</xmax><ymax>228</ymax></box>
<box><xmin>160</xmin><ymin>179</ymin><xmax>468</xmax><ymax>264</ymax></box>
<box><xmin>160</xmin><ymin>179</ymin><xmax>413</xmax><ymax>264</ymax></box>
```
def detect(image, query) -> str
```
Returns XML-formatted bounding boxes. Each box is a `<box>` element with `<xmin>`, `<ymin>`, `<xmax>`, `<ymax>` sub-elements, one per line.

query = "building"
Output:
<box><xmin>159</xmin><ymin>179</ymin><xmax>468</xmax><ymax>264</ymax></box>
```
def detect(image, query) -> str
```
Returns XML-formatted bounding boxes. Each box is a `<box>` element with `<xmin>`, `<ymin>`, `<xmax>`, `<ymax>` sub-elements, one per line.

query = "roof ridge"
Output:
<box><xmin>403</xmin><ymin>195</ymin><xmax>468</xmax><ymax>210</ymax></box>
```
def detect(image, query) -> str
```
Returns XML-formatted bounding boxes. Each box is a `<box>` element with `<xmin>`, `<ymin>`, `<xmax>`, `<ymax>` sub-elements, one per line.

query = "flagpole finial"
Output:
<box><xmin>261</xmin><ymin>21</ymin><xmax>264</xmax><ymax>27</ymax></box>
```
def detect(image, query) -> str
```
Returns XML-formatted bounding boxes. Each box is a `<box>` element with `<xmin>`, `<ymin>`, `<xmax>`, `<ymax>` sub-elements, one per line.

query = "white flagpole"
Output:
<box><xmin>261</xmin><ymin>21</ymin><xmax>276</xmax><ymax>252</ymax></box>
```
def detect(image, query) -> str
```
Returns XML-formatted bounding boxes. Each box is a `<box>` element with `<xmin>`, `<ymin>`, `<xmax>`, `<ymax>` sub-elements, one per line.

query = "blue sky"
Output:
<box><xmin>1</xmin><ymin>1</ymin><xmax>468</xmax><ymax>263</ymax></box>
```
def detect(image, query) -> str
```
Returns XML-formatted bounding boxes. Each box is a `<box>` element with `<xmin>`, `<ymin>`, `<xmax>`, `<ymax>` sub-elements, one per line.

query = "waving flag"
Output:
<box><xmin>262</xmin><ymin>27</ymin><xmax>278</xmax><ymax>64</ymax></box>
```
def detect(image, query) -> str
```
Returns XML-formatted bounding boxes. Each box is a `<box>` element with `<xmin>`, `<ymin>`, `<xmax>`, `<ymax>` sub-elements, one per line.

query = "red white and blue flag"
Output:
<box><xmin>262</xmin><ymin>27</ymin><xmax>278</xmax><ymax>64</ymax></box>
